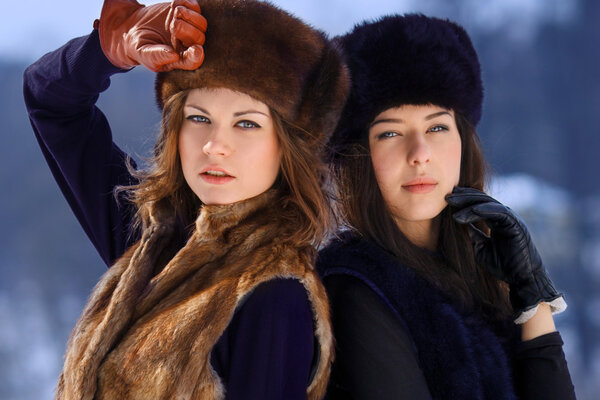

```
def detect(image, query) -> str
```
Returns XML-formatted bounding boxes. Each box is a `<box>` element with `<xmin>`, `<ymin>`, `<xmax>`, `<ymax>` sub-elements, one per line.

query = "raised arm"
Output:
<box><xmin>23</xmin><ymin>1</ymin><xmax>207</xmax><ymax>266</ymax></box>
<box><xmin>23</xmin><ymin>30</ymin><xmax>137</xmax><ymax>266</ymax></box>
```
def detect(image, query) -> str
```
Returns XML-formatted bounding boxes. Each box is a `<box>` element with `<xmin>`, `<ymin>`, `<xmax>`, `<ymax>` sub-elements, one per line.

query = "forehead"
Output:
<box><xmin>185</xmin><ymin>88</ymin><xmax>270</xmax><ymax>112</ymax></box>
<box><xmin>374</xmin><ymin>104</ymin><xmax>454</xmax><ymax>121</ymax></box>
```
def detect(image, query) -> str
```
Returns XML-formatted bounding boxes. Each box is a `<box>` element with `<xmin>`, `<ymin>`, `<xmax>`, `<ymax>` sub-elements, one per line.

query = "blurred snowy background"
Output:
<box><xmin>1</xmin><ymin>0</ymin><xmax>599</xmax><ymax>398</ymax></box>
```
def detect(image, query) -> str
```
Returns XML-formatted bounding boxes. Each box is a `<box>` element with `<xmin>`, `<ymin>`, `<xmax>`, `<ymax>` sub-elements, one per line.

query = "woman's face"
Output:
<box><xmin>179</xmin><ymin>88</ymin><xmax>282</xmax><ymax>205</ymax></box>
<box><xmin>368</xmin><ymin>104</ymin><xmax>462</xmax><ymax>245</ymax></box>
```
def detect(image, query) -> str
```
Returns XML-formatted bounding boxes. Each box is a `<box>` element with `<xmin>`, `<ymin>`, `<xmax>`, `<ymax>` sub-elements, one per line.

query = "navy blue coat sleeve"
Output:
<box><xmin>211</xmin><ymin>278</ymin><xmax>316</xmax><ymax>400</ymax></box>
<box><xmin>23</xmin><ymin>29</ymin><xmax>137</xmax><ymax>267</ymax></box>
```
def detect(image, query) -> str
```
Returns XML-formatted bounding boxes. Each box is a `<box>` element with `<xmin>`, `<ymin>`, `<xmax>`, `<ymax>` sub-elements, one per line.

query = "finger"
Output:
<box><xmin>161</xmin><ymin>44</ymin><xmax>205</xmax><ymax>71</ymax></box>
<box><xmin>166</xmin><ymin>6</ymin><xmax>177</xmax><ymax>50</ymax></box>
<box><xmin>467</xmin><ymin>224</ymin><xmax>491</xmax><ymax>256</ymax></box>
<box><xmin>470</xmin><ymin>202</ymin><xmax>517</xmax><ymax>231</ymax></box>
<box><xmin>465</xmin><ymin>225</ymin><xmax>505</xmax><ymax>279</ymax></box>
<box><xmin>446</xmin><ymin>189</ymin><xmax>499</xmax><ymax>209</ymax></box>
<box><xmin>447</xmin><ymin>187</ymin><xmax>495</xmax><ymax>201</ymax></box>
<box><xmin>138</xmin><ymin>45</ymin><xmax>181</xmax><ymax>72</ymax></box>
<box><xmin>452</xmin><ymin>206</ymin><xmax>485</xmax><ymax>225</ymax></box>
<box><xmin>172</xmin><ymin>17</ymin><xmax>206</xmax><ymax>47</ymax></box>
<box><xmin>172</xmin><ymin>0</ymin><xmax>202</xmax><ymax>14</ymax></box>
<box><xmin>467</xmin><ymin>223</ymin><xmax>489</xmax><ymax>242</ymax></box>
<box><xmin>452</xmin><ymin>186</ymin><xmax>488</xmax><ymax>195</ymax></box>
<box><xmin>174</xmin><ymin>4</ymin><xmax>208</xmax><ymax>32</ymax></box>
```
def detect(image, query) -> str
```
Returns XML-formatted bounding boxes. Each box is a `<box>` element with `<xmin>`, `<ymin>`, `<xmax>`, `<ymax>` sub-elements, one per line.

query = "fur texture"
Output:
<box><xmin>156</xmin><ymin>0</ymin><xmax>349</xmax><ymax>148</ymax></box>
<box><xmin>55</xmin><ymin>190</ymin><xmax>334</xmax><ymax>400</ymax></box>
<box><xmin>318</xmin><ymin>231</ymin><xmax>519</xmax><ymax>400</ymax></box>
<box><xmin>328</xmin><ymin>14</ymin><xmax>483</xmax><ymax>162</ymax></box>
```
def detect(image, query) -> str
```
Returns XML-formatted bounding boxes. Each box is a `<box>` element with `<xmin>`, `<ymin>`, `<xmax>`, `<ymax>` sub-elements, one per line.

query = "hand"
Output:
<box><xmin>445</xmin><ymin>186</ymin><xmax>566</xmax><ymax>323</ymax></box>
<box><xmin>97</xmin><ymin>0</ymin><xmax>207</xmax><ymax>72</ymax></box>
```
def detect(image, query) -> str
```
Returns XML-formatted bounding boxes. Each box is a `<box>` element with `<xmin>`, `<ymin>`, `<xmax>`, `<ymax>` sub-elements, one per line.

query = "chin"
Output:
<box><xmin>405</xmin><ymin>202</ymin><xmax>447</xmax><ymax>222</ymax></box>
<box><xmin>196</xmin><ymin>191</ymin><xmax>236</xmax><ymax>206</ymax></box>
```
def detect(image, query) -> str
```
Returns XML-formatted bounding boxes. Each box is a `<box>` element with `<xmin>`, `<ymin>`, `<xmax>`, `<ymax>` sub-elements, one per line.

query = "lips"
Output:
<box><xmin>402</xmin><ymin>177</ymin><xmax>438</xmax><ymax>194</ymax></box>
<box><xmin>200</xmin><ymin>166</ymin><xmax>235</xmax><ymax>184</ymax></box>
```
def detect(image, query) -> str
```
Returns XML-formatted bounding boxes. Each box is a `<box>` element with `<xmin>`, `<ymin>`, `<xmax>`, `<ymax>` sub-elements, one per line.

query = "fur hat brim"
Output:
<box><xmin>156</xmin><ymin>0</ymin><xmax>349</xmax><ymax>148</ymax></box>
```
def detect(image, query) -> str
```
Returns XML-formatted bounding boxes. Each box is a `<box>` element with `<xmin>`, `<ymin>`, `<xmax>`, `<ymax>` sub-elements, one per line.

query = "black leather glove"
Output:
<box><xmin>446</xmin><ymin>186</ymin><xmax>566</xmax><ymax>323</ymax></box>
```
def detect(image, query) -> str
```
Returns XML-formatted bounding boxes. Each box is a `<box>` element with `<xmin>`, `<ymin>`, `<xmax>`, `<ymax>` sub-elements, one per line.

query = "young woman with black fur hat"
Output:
<box><xmin>318</xmin><ymin>14</ymin><xmax>576</xmax><ymax>399</ymax></box>
<box><xmin>23</xmin><ymin>1</ymin><xmax>348</xmax><ymax>399</ymax></box>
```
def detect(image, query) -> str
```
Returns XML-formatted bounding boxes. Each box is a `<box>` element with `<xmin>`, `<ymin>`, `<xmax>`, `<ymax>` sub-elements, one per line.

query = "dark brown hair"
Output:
<box><xmin>119</xmin><ymin>89</ymin><xmax>333</xmax><ymax>247</ymax></box>
<box><xmin>332</xmin><ymin>110</ymin><xmax>511</xmax><ymax>322</ymax></box>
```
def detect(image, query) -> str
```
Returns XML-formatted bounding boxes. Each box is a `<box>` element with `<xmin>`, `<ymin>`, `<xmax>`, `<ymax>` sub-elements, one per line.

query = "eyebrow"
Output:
<box><xmin>184</xmin><ymin>105</ymin><xmax>211</xmax><ymax>115</ymax></box>
<box><xmin>233</xmin><ymin>110</ymin><xmax>269</xmax><ymax>118</ymax></box>
<box><xmin>370</xmin><ymin>110</ymin><xmax>452</xmax><ymax>128</ymax></box>
<box><xmin>184</xmin><ymin>105</ymin><xmax>269</xmax><ymax>118</ymax></box>
<box><xmin>424</xmin><ymin>111</ymin><xmax>452</xmax><ymax>120</ymax></box>
<box><xmin>370</xmin><ymin>118</ymin><xmax>403</xmax><ymax>128</ymax></box>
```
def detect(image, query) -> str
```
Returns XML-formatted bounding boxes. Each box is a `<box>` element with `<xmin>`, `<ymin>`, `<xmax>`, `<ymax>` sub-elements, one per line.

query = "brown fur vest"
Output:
<box><xmin>55</xmin><ymin>190</ymin><xmax>333</xmax><ymax>400</ymax></box>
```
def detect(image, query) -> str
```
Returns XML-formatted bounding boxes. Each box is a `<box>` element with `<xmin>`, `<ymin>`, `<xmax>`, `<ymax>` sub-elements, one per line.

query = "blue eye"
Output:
<box><xmin>237</xmin><ymin>120</ymin><xmax>260</xmax><ymax>129</ymax></box>
<box><xmin>428</xmin><ymin>125</ymin><xmax>448</xmax><ymax>133</ymax></box>
<box><xmin>186</xmin><ymin>115</ymin><xmax>210</xmax><ymax>124</ymax></box>
<box><xmin>377</xmin><ymin>131</ymin><xmax>399</xmax><ymax>140</ymax></box>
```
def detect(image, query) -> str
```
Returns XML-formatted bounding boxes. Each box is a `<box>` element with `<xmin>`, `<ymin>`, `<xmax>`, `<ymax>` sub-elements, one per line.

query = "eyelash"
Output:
<box><xmin>186</xmin><ymin>115</ymin><xmax>210</xmax><ymax>124</ymax></box>
<box><xmin>428</xmin><ymin>124</ymin><xmax>448</xmax><ymax>133</ymax></box>
<box><xmin>377</xmin><ymin>124</ymin><xmax>449</xmax><ymax>139</ymax></box>
<box><xmin>377</xmin><ymin>131</ymin><xmax>399</xmax><ymax>140</ymax></box>
<box><xmin>237</xmin><ymin>120</ymin><xmax>261</xmax><ymax>129</ymax></box>
<box><xmin>185</xmin><ymin>116</ymin><xmax>261</xmax><ymax>129</ymax></box>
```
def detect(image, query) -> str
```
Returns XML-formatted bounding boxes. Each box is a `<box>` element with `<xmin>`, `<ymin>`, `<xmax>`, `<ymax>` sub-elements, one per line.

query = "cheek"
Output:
<box><xmin>178</xmin><ymin>129</ymin><xmax>205</xmax><ymax>167</ymax></box>
<box><xmin>178</xmin><ymin>133</ymin><xmax>191</xmax><ymax>172</ymax></box>
<box><xmin>261</xmin><ymin>139</ymin><xmax>282</xmax><ymax>178</ymax></box>
<box><xmin>370</xmin><ymin>146</ymin><xmax>399</xmax><ymax>191</ymax></box>
<box><xmin>443</xmin><ymin>138</ymin><xmax>462</xmax><ymax>186</ymax></box>
<box><xmin>240</xmin><ymin>137</ymin><xmax>281</xmax><ymax>182</ymax></box>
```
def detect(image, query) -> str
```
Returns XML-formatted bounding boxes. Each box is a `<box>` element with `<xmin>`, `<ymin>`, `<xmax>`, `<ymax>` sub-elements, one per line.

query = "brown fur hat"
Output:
<box><xmin>156</xmin><ymin>0</ymin><xmax>349</xmax><ymax>145</ymax></box>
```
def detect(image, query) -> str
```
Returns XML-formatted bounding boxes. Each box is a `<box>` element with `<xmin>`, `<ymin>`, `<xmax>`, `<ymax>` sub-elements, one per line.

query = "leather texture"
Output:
<box><xmin>98</xmin><ymin>0</ymin><xmax>206</xmax><ymax>71</ymax></box>
<box><xmin>446</xmin><ymin>186</ymin><xmax>565</xmax><ymax>322</ymax></box>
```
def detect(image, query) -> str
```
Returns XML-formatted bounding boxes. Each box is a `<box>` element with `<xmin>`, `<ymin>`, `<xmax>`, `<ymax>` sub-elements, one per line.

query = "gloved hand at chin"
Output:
<box><xmin>446</xmin><ymin>186</ymin><xmax>567</xmax><ymax>324</ymax></box>
<box><xmin>97</xmin><ymin>0</ymin><xmax>207</xmax><ymax>72</ymax></box>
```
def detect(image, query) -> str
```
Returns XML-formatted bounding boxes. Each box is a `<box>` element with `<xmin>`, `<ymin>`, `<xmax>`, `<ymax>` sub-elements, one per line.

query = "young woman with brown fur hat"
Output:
<box><xmin>317</xmin><ymin>14</ymin><xmax>575</xmax><ymax>399</ymax></box>
<box><xmin>23</xmin><ymin>1</ymin><xmax>348</xmax><ymax>399</ymax></box>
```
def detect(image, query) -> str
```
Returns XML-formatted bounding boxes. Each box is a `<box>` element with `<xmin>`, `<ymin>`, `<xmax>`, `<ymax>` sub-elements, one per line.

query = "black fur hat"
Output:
<box><xmin>156</xmin><ymin>0</ymin><xmax>349</xmax><ymax>148</ymax></box>
<box><xmin>329</xmin><ymin>14</ymin><xmax>483</xmax><ymax>162</ymax></box>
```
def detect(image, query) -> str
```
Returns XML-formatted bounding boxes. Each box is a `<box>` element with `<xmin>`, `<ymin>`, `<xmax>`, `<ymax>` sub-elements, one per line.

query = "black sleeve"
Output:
<box><xmin>514</xmin><ymin>331</ymin><xmax>576</xmax><ymax>399</ymax></box>
<box><xmin>23</xmin><ymin>30</ymin><xmax>138</xmax><ymax>267</ymax></box>
<box><xmin>324</xmin><ymin>275</ymin><xmax>432</xmax><ymax>400</ymax></box>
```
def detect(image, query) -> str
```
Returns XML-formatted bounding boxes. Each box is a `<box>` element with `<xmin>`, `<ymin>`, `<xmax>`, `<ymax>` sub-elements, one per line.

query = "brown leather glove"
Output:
<box><xmin>97</xmin><ymin>0</ymin><xmax>207</xmax><ymax>72</ymax></box>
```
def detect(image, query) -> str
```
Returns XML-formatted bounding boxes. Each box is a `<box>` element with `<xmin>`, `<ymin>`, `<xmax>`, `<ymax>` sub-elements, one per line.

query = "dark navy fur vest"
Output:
<box><xmin>317</xmin><ymin>231</ymin><xmax>519</xmax><ymax>400</ymax></box>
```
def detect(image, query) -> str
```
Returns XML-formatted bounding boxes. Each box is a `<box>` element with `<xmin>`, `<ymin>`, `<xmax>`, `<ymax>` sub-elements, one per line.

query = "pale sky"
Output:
<box><xmin>0</xmin><ymin>0</ymin><xmax>578</xmax><ymax>63</ymax></box>
<box><xmin>0</xmin><ymin>0</ymin><xmax>408</xmax><ymax>62</ymax></box>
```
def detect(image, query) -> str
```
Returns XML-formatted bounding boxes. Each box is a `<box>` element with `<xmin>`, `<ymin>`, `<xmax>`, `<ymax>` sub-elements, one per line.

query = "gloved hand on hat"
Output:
<box><xmin>446</xmin><ymin>186</ymin><xmax>567</xmax><ymax>324</ymax></box>
<box><xmin>96</xmin><ymin>0</ymin><xmax>207</xmax><ymax>72</ymax></box>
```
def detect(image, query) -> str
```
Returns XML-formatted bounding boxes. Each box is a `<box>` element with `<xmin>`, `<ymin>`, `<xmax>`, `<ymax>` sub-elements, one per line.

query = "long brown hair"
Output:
<box><xmin>118</xmin><ymin>89</ymin><xmax>333</xmax><ymax>247</ymax></box>
<box><xmin>332</xmin><ymin>110</ymin><xmax>512</xmax><ymax>322</ymax></box>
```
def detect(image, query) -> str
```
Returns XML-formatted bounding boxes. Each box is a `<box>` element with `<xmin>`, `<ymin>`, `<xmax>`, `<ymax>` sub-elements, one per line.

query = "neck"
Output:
<box><xmin>394</xmin><ymin>216</ymin><xmax>440</xmax><ymax>251</ymax></box>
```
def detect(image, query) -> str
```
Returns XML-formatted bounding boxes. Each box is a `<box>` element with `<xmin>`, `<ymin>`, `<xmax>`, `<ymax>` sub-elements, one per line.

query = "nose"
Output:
<box><xmin>202</xmin><ymin>126</ymin><xmax>232</xmax><ymax>156</ymax></box>
<box><xmin>407</xmin><ymin>134</ymin><xmax>431</xmax><ymax>166</ymax></box>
